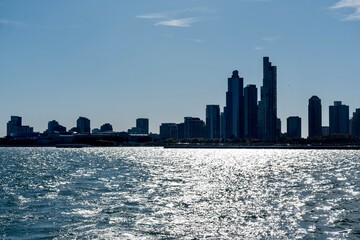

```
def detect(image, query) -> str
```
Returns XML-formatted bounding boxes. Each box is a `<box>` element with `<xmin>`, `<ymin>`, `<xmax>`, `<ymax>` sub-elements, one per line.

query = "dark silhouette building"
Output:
<box><xmin>351</xmin><ymin>109</ymin><xmax>360</xmax><ymax>137</ymax></box>
<box><xmin>258</xmin><ymin>57</ymin><xmax>277</xmax><ymax>141</ymax></box>
<box><xmin>224</xmin><ymin>70</ymin><xmax>244</xmax><ymax>138</ymax></box>
<box><xmin>206</xmin><ymin>105</ymin><xmax>220</xmax><ymax>139</ymax></box>
<box><xmin>160</xmin><ymin>123</ymin><xmax>178</xmax><ymax>139</ymax></box>
<box><xmin>329</xmin><ymin>101</ymin><xmax>349</xmax><ymax>135</ymax></box>
<box><xmin>177</xmin><ymin>123</ymin><xmax>185</xmax><ymax>140</ymax></box>
<box><xmin>6</xmin><ymin>116</ymin><xmax>36</xmax><ymax>137</ymax></box>
<box><xmin>184</xmin><ymin>117</ymin><xmax>205</xmax><ymax>139</ymax></box>
<box><xmin>308</xmin><ymin>96</ymin><xmax>322</xmax><ymax>138</ymax></box>
<box><xmin>77</xmin><ymin>117</ymin><xmax>91</xmax><ymax>134</ymax></box>
<box><xmin>48</xmin><ymin>120</ymin><xmax>66</xmax><ymax>134</ymax></box>
<box><xmin>244</xmin><ymin>84</ymin><xmax>258</xmax><ymax>138</ymax></box>
<box><xmin>136</xmin><ymin>118</ymin><xmax>149</xmax><ymax>134</ymax></box>
<box><xmin>100</xmin><ymin>123</ymin><xmax>113</xmax><ymax>132</ymax></box>
<box><xmin>287</xmin><ymin>116</ymin><xmax>301</xmax><ymax>139</ymax></box>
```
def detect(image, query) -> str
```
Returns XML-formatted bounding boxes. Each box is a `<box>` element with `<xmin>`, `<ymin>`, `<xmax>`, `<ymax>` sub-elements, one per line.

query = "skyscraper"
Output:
<box><xmin>206</xmin><ymin>105</ymin><xmax>220</xmax><ymax>139</ymax></box>
<box><xmin>308</xmin><ymin>96</ymin><xmax>322</xmax><ymax>138</ymax></box>
<box><xmin>224</xmin><ymin>70</ymin><xmax>244</xmax><ymax>138</ymax></box>
<box><xmin>329</xmin><ymin>101</ymin><xmax>349</xmax><ymax>135</ymax></box>
<box><xmin>136</xmin><ymin>118</ymin><xmax>149</xmax><ymax>134</ymax></box>
<box><xmin>351</xmin><ymin>109</ymin><xmax>360</xmax><ymax>137</ymax></box>
<box><xmin>77</xmin><ymin>116</ymin><xmax>91</xmax><ymax>134</ymax></box>
<box><xmin>287</xmin><ymin>116</ymin><xmax>301</xmax><ymax>139</ymax></box>
<box><xmin>244</xmin><ymin>84</ymin><xmax>258</xmax><ymax>138</ymax></box>
<box><xmin>258</xmin><ymin>57</ymin><xmax>277</xmax><ymax>141</ymax></box>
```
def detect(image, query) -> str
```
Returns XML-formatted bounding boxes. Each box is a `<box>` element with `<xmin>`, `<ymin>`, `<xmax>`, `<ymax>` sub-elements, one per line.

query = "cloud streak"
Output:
<box><xmin>331</xmin><ymin>0</ymin><xmax>360</xmax><ymax>21</ymax></box>
<box><xmin>136</xmin><ymin>7</ymin><xmax>214</xmax><ymax>28</ymax></box>
<box><xmin>155</xmin><ymin>17</ymin><xmax>199</xmax><ymax>28</ymax></box>
<box><xmin>0</xmin><ymin>18</ymin><xmax>24</xmax><ymax>26</ymax></box>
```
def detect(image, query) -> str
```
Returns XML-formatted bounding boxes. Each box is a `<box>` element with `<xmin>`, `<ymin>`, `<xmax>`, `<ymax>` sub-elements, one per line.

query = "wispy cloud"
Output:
<box><xmin>136</xmin><ymin>7</ymin><xmax>214</xmax><ymax>28</ymax></box>
<box><xmin>136</xmin><ymin>13</ymin><xmax>168</xmax><ymax>20</ymax></box>
<box><xmin>262</xmin><ymin>36</ymin><xmax>279</xmax><ymax>42</ymax></box>
<box><xmin>0</xmin><ymin>18</ymin><xmax>24</xmax><ymax>26</ymax></box>
<box><xmin>155</xmin><ymin>17</ymin><xmax>199</xmax><ymax>28</ymax></box>
<box><xmin>331</xmin><ymin>0</ymin><xmax>360</xmax><ymax>21</ymax></box>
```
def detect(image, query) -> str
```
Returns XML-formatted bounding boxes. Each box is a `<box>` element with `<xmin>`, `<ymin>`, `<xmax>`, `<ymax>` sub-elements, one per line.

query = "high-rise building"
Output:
<box><xmin>308</xmin><ymin>96</ymin><xmax>322</xmax><ymax>138</ymax></box>
<box><xmin>136</xmin><ymin>118</ymin><xmax>149</xmax><ymax>134</ymax></box>
<box><xmin>48</xmin><ymin>120</ymin><xmax>66</xmax><ymax>133</ymax></box>
<box><xmin>160</xmin><ymin>123</ymin><xmax>178</xmax><ymax>139</ymax></box>
<box><xmin>329</xmin><ymin>101</ymin><xmax>349</xmax><ymax>135</ymax></box>
<box><xmin>244</xmin><ymin>84</ymin><xmax>258</xmax><ymax>138</ymax></box>
<box><xmin>220</xmin><ymin>111</ymin><xmax>226</xmax><ymax>139</ymax></box>
<box><xmin>351</xmin><ymin>109</ymin><xmax>360</xmax><ymax>137</ymax></box>
<box><xmin>287</xmin><ymin>116</ymin><xmax>301</xmax><ymax>139</ymax></box>
<box><xmin>206</xmin><ymin>105</ymin><xmax>220</xmax><ymax>139</ymax></box>
<box><xmin>184</xmin><ymin>117</ymin><xmax>205</xmax><ymax>139</ymax></box>
<box><xmin>77</xmin><ymin>117</ymin><xmax>91</xmax><ymax>134</ymax></box>
<box><xmin>6</xmin><ymin>116</ymin><xmax>34</xmax><ymax>137</ymax></box>
<box><xmin>177</xmin><ymin>123</ymin><xmax>185</xmax><ymax>140</ymax></box>
<box><xmin>224</xmin><ymin>70</ymin><xmax>244</xmax><ymax>138</ymax></box>
<box><xmin>258</xmin><ymin>57</ymin><xmax>277</xmax><ymax>141</ymax></box>
<box><xmin>7</xmin><ymin>116</ymin><xmax>22</xmax><ymax>136</ymax></box>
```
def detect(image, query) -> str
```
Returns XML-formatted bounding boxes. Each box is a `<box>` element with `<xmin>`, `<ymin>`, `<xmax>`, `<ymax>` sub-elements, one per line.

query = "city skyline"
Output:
<box><xmin>1</xmin><ymin>0</ymin><xmax>359</xmax><ymax>137</ymax></box>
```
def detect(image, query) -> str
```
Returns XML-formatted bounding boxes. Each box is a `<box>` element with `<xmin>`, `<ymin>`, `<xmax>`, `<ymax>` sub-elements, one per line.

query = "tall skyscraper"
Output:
<box><xmin>77</xmin><ymin>117</ymin><xmax>91</xmax><ymax>134</ymax></box>
<box><xmin>244</xmin><ymin>84</ymin><xmax>258</xmax><ymax>138</ymax></box>
<box><xmin>308</xmin><ymin>96</ymin><xmax>322</xmax><ymax>138</ymax></box>
<box><xmin>329</xmin><ymin>101</ymin><xmax>349</xmax><ymax>135</ymax></box>
<box><xmin>224</xmin><ymin>70</ymin><xmax>244</xmax><ymax>138</ymax></box>
<box><xmin>351</xmin><ymin>109</ymin><xmax>360</xmax><ymax>137</ymax></box>
<box><xmin>206</xmin><ymin>105</ymin><xmax>220</xmax><ymax>139</ymax></box>
<box><xmin>287</xmin><ymin>116</ymin><xmax>301</xmax><ymax>139</ymax></box>
<box><xmin>136</xmin><ymin>118</ymin><xmax>149</xmax><ymax>134</ymax></box>
<box><xmin>258</xmin><ymin>57</ymin><xmax>277</xmax><ymax>141</ymax></box>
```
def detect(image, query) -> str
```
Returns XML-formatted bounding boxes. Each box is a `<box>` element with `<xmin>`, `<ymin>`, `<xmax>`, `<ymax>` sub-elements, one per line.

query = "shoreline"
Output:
<box><xmin>1</xmin><ymin>144</ymin><xmax>360</xmax><ymax>150</ymax></box>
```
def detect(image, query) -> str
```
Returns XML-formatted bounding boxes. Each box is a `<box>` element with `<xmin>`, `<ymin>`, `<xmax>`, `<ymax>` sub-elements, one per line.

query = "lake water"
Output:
<box><xmin>1</xmin><ymin>147</ymin><xmax>360</xmax><ymax>239</ymax></box>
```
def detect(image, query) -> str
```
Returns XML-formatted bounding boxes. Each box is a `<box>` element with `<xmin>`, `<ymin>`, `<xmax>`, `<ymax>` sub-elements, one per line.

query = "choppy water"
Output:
<box><xmin>1</xmin><ymin>147</ymin><xmax>360</xmax><ymax>239</ymax></box>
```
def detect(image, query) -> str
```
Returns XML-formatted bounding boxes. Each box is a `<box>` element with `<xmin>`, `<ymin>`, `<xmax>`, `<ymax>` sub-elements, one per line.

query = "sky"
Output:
<box><xmin>0</xmin><ymin>0</ymin><xmax>359</xmax><ymax>137</ymax></box>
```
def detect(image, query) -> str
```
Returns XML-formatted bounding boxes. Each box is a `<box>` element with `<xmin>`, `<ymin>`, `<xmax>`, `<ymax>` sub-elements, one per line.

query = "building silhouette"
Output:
<box><xmin>351</xmin><ymin>109</ymin><xmax>360</xmax><ymax>137</ymax></box>
<box><xmin>7</xmin><ymin>116</ymin><xmax>35</xmax><ymax>137</ymax></box>
<box><xmin>100</xmin><ymin>123</ymin><xmax>113</xmax><ymax>132</ymax></box>
<box><xmin>77</xmin><ymin>117</ymin><xmax>91</xmax><ymax>134</ymax></box>
<box><xmin>224</xmin><ymin>70</ymin><xmax>244</xmax><ymax>138</ymax></box>
<box><xmin>287</xmin><ymin>116</ymin><xmax>301</xmax><ymax>139</ymax></box>
<box><xmin>329</xmin><ymin>101</ymin><xmax>349</xmax><ymax>135</ymax></box>
<box><xmin>184</xmin><ymin>117</ymin><xmax>205</xmax><ymax>139</ymax></box>
<box><xmin>244</xmin><ymin>84</ymin><xmax>258</xmax><ymax>138</ymax></box>
<box><xmin>48</xmin><ymin>120</ymin><xmax>66</xmax><ymax>134</ymax></box>
<box><xmin>160</xmin><ymin>123</ymin><xmax>178</xmax><ymax>139</ymax></box>
<box><xmin>206</xmin><ymin>105</ymin><xmax>220</xmax><ymax>139</ymax></box>
<box><xmin>308</xmin><ymin>96</ymin><xmax>322</xmax><ymax>138</ymax></box>
<box><xmin>136</xmin><ymin>118</ymin><xmax>149</xmax><ymax>134</ymax></box>
<box><xmin>258</xmin><ymin>57</ymin><xmax>277</xmax><ymax>141</ymax></box>
<box><xmin>177</xmin><ymin>123</ymin><xmax>185</xmax><ymax>139</ymax></box>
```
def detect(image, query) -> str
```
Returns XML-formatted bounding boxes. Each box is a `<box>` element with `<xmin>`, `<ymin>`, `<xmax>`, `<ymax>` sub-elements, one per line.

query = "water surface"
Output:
<box><xmin>1</xmin><ymin>147</ymin><xmax>360</xmax><ymax>239</ymax></box>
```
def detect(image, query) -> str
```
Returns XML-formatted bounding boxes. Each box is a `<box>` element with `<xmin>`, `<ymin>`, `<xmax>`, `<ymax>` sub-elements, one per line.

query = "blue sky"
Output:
<box><xmin>0</xmin><ymin>0</ymin><xmax>359</xmax><ymax>137</ymax></box>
